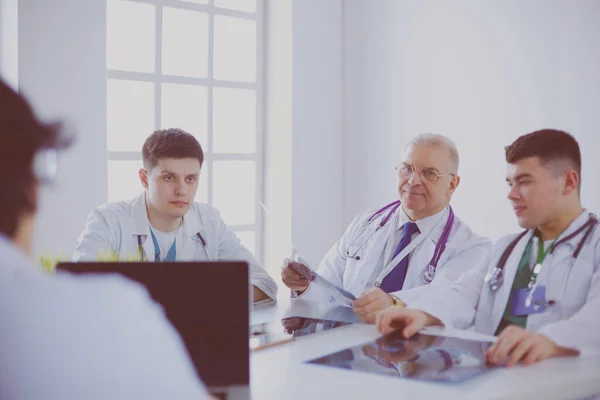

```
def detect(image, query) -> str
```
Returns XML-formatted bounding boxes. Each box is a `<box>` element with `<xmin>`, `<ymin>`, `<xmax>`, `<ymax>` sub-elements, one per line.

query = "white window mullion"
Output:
<box><xmin>107</xmin><ymin>70</ymin><xmax>257</xmax><ymax>90</ymax></box>
<box><xmin>154</xmin><ymin>5</ymin><xmax>163</xmax><ymax>130</ymax></box>
<box><xmin>255</xmin><ymin>0</ymin><xmax>265</xmax><ymax>264</ymax></box>
<box><xmin>108</xmin><ymin>151</ymin><xmax>142</xmax><ymax>160</ymax></box>
<box><xmin>107</xmin><ymin>0</ymin><xmax>265</xmax><ymax>261</ymax></box>
<box><xmin>206</xmin><ymin>4</ymin><xmax>215</xmax><ymax>206</ymax></box>
<box><xmin>129</xmin><ymin>0</ymin><xmax>257</xmax><ymax>20</ymax></box>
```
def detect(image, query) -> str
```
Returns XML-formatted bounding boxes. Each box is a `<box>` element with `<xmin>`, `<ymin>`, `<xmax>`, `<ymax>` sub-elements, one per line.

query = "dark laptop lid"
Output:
<box><xmin>56</xmin><ymin>261</ymin><xmax>249</xmax><ymax>388</ymax></box>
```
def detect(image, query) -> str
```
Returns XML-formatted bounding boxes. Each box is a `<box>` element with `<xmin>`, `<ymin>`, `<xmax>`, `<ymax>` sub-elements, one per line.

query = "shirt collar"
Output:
<box><xmin>396</xmin><ymin>205</ymin><xmax>448</xmax><ymax>236</ymax></box>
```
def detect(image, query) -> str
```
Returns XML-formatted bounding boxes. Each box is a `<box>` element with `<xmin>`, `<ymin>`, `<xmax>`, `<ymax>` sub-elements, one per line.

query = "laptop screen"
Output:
<box><xmin>56</xmin><ymin>262</ymin><xmax>249</xmax><ymax>388</ymax></box>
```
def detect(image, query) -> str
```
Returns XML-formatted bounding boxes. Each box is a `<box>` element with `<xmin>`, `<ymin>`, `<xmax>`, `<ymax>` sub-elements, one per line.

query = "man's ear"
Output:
<box><xmin>562</xmin><ymin>170</ymin><xmax>579</xmax><ymax>196</ymax></box>
<box><xmin>447</xmin><ymin>175</ymin><xmax>460</xmax><ymax>197</ymax></box>
<box><xmin>139</xmin><ymin>168</ymin><xmax>149</xmax><ymax>189</ymax></box>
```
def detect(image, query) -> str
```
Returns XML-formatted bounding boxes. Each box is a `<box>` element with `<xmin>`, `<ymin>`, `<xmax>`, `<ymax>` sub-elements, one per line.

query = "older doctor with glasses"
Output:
<box><xmin>281</xmin><ymin>133</ymin><xmax>491</xmax><ymax>323</ymax></box>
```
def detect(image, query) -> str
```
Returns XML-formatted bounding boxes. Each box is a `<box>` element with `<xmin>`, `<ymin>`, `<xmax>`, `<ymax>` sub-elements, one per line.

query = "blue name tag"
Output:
<box><xmin>510</xmin><ymin>286</ymin><xmax>547</xmax><ymax>317</ymax></box>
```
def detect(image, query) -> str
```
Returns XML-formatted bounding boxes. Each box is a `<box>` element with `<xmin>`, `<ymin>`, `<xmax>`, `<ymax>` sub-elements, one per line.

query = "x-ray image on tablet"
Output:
<box><xmin>250</xmin><ymin>317</ymin><xmax>352</xmax><ymax>351</ymax></box>
<box><xmin>307</xmin><ymin>331</ymin><xmax>495</xmax><ymax>383</ymax></box>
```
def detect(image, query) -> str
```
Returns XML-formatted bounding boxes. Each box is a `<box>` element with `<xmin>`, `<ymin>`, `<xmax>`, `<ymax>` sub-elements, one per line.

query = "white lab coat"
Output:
<box><xmin>299</xmin><ymin>205</ymin><xmax>491</xmax><ymax>305</ymax></box>
<box><xmin>0</xmin><ymin>235</ymin><xmax>208</xmax><ymax>400</ymax></box>
<box><xmin>412</xmin><ymin>210</ymin><xmax>600</xmax><ymax>356</ymax></box>
<box><xmin>73</xmin><ymin>194</ymin><xmax>278</xmax><ymax>300</ymax></box>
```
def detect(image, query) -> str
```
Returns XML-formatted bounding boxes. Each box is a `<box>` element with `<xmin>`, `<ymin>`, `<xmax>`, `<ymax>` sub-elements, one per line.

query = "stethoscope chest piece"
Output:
<box><xmin>486</xmin><ymin>268</ymin><xmax>503</xmax><ymax>292</ymax></box>
<box><xmin>422</xmin><ymin>265</ymin><xmax>436</xmax><ymax>284</ymax></box>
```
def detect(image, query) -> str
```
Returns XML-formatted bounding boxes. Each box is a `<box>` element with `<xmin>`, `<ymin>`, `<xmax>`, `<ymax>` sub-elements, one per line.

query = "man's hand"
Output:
<box><xmin>281</xmin><ymin>317</ymin><xmax>310</xmax><ymax>334</ymax></box>
<box><xmin>281</xmin><ymin>261</ymin><xmax>313</xmax><ymax>293</ymax></box>
<box><xmin>485</xmin><ymin>325</ymin><xmax>580</xmax><ymax>367</ymax></box>
<box><xmin>252</xmin><ymin>285</ymin><xmax>270</xmax><ymax>302</ymax></box>
<box><xmin>353</xmin><ymin>288</ymin><xmax>394</xmax><ymax>323</ymax></box>
<box><xmin>375</xmin><ymin>306</ymin><xmax>441</xmax><ymax>338</ymax></box>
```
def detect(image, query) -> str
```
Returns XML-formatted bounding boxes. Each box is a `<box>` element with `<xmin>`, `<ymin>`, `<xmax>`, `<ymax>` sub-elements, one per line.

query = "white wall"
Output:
<box><xmin>264</xmin><ymin>0</ymin><xmax>292</xmax><ymax>274</ymax></box>
<box><xmin>15</xmin><ymin>0</ymin><xmax>344</xmax><ymax>269</ymax></box>
<box><xmin>19</xmin><ymin>0</ymin><xmax>107</xmax><ymax>257</ymax></box>
<box><xmin>14</xmin><ymin>0</ymin><xmax>344</xmax><ymax>270</ymax></box>
<box><xmin>19</xmin><ymin>0</ymin><xmax>596</xmax><ymax>267</ymax></box>
<box><xmin>343</xmin><ymin>0</ymin><xmax>600</xmax><ymax>241</ymax></box>
<box><xmin>0</xmin><ymin>0</ymin><xmax>18</xmax><ymax>89</ymax></box>
<box><xmin>289</xmin><ymin>0</ymin><xmax>344</xmax><ymax>266</ymax></box>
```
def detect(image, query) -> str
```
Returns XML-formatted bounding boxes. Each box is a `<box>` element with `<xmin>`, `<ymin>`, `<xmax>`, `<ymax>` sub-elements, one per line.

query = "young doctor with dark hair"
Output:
<box><xmin>377</xmin><ymin>129</ymin><xmax>600</xmax><ymax>367</ymax></box>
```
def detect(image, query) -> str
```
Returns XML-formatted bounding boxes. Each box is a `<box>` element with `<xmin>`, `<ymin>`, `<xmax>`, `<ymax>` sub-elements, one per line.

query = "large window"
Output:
<box><xmin>106</xmin><ymin>0</ymin><xmax>263</xmax><ymax>258</ymax></box>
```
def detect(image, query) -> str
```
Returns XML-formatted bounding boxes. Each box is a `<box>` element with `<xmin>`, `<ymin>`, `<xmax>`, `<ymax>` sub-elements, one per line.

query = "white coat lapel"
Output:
<box><xmin>177</xmin><ymin>206</ymin><xmax>206</xmax><ymax>261</ymax></box>
<box><xmin>347</xmin><ymin>223</ymin><xmax>392</xmax><ymax>294</ymax></box>
<box><xmin>403</xmin><ymin>214</ymin><xmax>451</xmax><ymax>289</ymax></box>
<box><xmin>403</xmin><ymin>238</ymin><xmax>436</xmax><ymax>289</ymax></box>
<box><xmin>129</xmin><ymin>194</ymin><xmax>155</xmax><ymax>261</ymax></box>
<box><xmin>383</xmin><ymin>220</ymin><xmax>398</xmax><ymax>264</ymax></box>
<box><xmin>139</xmin><ymin>235</ymin><xmax>155</xmax><ymax>261</ymax></box>
<box><xmin>345</xmin><ymin>220</ymin><xmax>380</xmax><ymax>260</ymax></box>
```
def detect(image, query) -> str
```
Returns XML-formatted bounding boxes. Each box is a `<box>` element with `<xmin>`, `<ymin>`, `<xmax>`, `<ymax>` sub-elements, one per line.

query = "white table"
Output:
<box><xmin>250</xmin><ymin>297</ymin><xmax>600</xmax><ymax>400</ymax></box>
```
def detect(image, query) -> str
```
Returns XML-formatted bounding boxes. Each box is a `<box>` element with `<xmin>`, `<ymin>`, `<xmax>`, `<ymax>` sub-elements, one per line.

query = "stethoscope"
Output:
<box><xmin>136</xmin><ymin>232</ymin><xmax>209</xmax><ymax>261</ymax></box>
<box><xmin>345</xmin><ymin>200</ymin><xmax>455</xmax><ymax>284</ymax></box>
<box><xmin>486</xmin><ymin>214</ymin><xmax>598</xmax><ymax>293</ymax></box>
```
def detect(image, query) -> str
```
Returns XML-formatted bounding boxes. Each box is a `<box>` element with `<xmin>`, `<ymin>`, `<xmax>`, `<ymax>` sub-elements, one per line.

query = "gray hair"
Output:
<box><xmin>405</xmin><ymin>133</ymin><xmax>460</xmax><ymax>173</ymax></box>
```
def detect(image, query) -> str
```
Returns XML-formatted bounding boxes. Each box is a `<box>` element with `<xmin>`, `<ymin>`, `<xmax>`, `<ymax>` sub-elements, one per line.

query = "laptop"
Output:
<box><xmin>57</xmin><ymin>261</ymin><xmax>250</xmax><ymax>399</ymax></box>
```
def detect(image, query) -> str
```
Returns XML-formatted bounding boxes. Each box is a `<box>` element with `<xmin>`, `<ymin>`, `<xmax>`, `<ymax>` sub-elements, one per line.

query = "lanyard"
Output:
<box><xmin>528</xmin><ymin>235</ymin><xmax>558</xmax><ymax>289</ymax></box>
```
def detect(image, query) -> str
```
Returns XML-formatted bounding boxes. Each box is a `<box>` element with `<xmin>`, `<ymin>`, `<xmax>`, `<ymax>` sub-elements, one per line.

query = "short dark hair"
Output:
<box><xmin>0</xmin><ymin>79</ymin><xmax>70</xmax><ymax>238</ymax></box>
<box><xmin>142</xmin><ymin>128</ymin><xmax>204</xmax><ymax>170</ymax></box>
<box><xmin>505</xmin><ymin>129</ymin><xmax>581</xmax><ymax>182</ymax></box>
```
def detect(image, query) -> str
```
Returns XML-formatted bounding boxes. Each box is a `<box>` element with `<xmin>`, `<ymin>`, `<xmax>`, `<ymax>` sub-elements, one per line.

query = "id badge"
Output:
<box><xmin>510</xmin><ymin>286</ymin><xmax>547</xmax><ymax>317</ymax></box>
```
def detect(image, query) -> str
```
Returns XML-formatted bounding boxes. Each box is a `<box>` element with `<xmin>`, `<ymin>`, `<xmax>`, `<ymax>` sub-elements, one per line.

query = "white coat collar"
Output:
<box><xmin>0</xmin><ymin>234</ymin><xmax>40</xmax><ymax>277</ymax></box>
<box><xmin>396</xmin><ymin>205</ymin><xmax>448</xmax><ymax>243</ymax></box>
<box><xmin>497</xmin><ymin>209</ymin><xmax>591</xmax><ymax>262</ymax></box>
<box><xmin>548</xmin><ymin>209</ymin><xmax>592</xmax><ymax>250</ymax></box>
<box><xmin>129</xmin><ymin>193</ymin><xmax>205</xmax><ymax>238</ymax></box>
<box><xmin>511</xmin><ymin>209</ymin><xmax>592</xmax><ymax>252</ymax></box>
<box><xmin>130</xmin><ymin>194</ymin><xmax>151</xmax><ymax>236</ymax></box>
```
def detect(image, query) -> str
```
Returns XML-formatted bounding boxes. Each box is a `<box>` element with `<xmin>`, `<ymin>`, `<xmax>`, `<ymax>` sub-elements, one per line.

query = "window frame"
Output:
<box><xmin>106</xmin><ymin>0</ymin><xmax>266</xmax><ymax>262</ymax></box>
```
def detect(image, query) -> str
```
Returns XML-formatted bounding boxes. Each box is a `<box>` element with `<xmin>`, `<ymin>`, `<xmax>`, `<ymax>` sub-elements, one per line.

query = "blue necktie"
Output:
<box><xmin>379</xmin><ymin>222</ymin><xmax>420</xmax><ymax>293</ymax></box>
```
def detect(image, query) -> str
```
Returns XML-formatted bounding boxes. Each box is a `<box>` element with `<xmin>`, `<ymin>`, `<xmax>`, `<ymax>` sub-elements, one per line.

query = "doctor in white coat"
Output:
<box><xmin>73</xmin><ymin>128</ymin><xmax>277</xmax><ymax>302</ymax></box>
<box><xmin>0</xmin><ymin>80</ymin><xmax>210</xmax><ymax>400</ymax></box>
<box><xmin>377</xmin><ymin>129</ymin><xmax>600</xmax><ymax>367</ymax></box>
<box><xmin>282</xmin><ymin>134</ymin><xmax>491</xmax><ymax>322</ymax></box>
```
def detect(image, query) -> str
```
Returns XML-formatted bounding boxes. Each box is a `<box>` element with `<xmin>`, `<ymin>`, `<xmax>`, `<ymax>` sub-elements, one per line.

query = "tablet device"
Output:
<box><xmin>308</xmin><ymin>330</ymin><xmax>495</xmax><ymax>383</ymax></box>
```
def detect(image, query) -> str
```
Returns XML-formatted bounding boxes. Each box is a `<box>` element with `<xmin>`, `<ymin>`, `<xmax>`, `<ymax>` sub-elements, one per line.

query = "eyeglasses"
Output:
<box><xmin>395</xmin><ymin>162</ymin><xmax>455</xmax><ymax>183</ymax></box>
<box><xmin>33</xmin><ymin>148</ymin><xmax>58</xmax><ymax>184</ymax></box>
